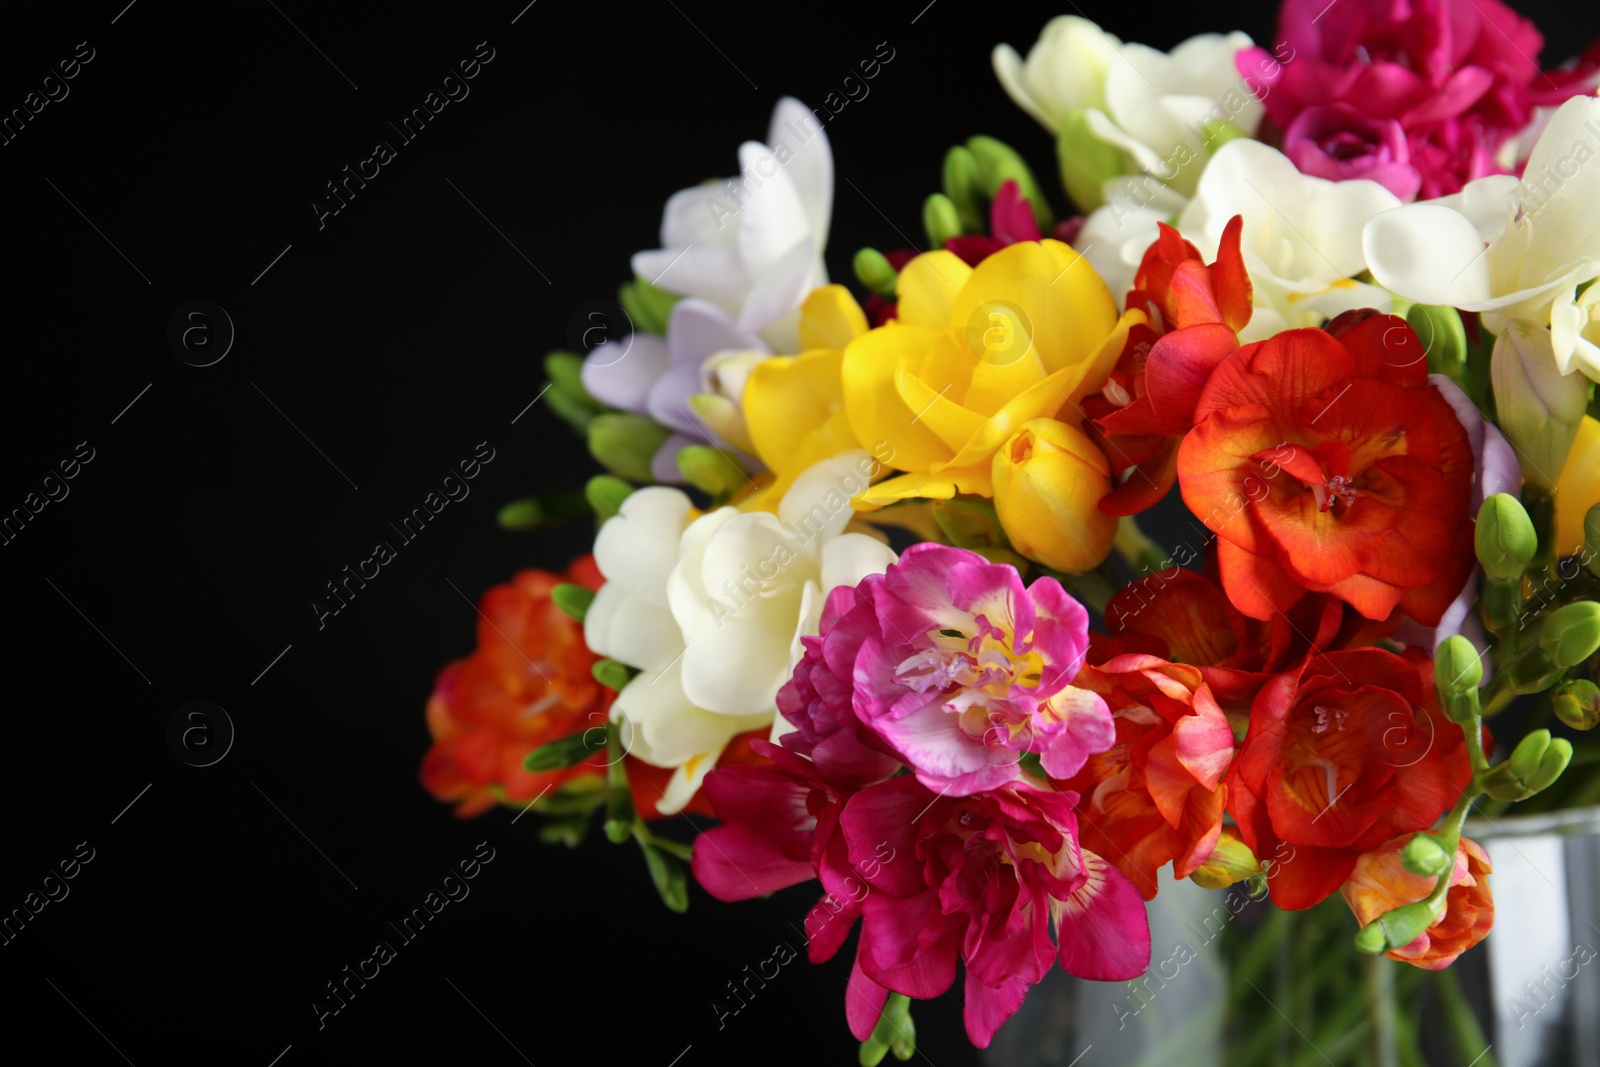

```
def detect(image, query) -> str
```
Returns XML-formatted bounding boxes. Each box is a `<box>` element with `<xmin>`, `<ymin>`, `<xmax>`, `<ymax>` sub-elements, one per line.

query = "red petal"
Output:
<box><xmin>1056</xmin><ymin>850</ymin><xmax>1152</xmax><ymax>980</ymax></box>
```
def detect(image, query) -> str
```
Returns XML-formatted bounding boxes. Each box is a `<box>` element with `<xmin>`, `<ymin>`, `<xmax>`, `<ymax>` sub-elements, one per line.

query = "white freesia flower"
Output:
<box><xmin>1363</xmin><ymin>96</ymin><xmax>1600</xmax><ymax>380</ymax></box>
<box><xmin>992</xmin><ymin>15</ymin><xmax>1121</xmax><ymax>130</ymax></box>
<box><xmin>584</xmin><ymin>451</ymin><xmax>896</xmax><ymax>813</ymax></box>
<box><xmin>1177</xmin><ymin>139</ymin><xmax>1401</xmax><ymax>339</ymax></box>
<box><xmin>632</xmin><ymin>97</ymin><xmax>832</xmax><ymax>354</ymax></box>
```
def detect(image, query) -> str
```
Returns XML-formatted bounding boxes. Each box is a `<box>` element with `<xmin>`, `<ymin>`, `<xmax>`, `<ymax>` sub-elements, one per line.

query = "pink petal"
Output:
<box><xmin>846</xmin><ymin>949</ymin><xmax>891</xmax><ymax>1042</ymax></box>
<box><xmin>691</xmin><ymin>823</ymin><xmax>815</xmax><ymax>902</ymax></box>
<box><xmin>1055</xmin><ymin>850</ymin><xmax>1151</xmax><ymax>981</ymax></box>
<box><xmin>962</xmin><ymin>971</ymin><xmax>1031</xmax><ymax>1049</ymax></box>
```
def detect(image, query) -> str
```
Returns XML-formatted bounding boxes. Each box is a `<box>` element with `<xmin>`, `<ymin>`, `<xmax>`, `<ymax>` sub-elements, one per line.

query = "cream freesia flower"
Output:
<box><xmin>1178</xmin><ymin>139</ymin><xmax>1401</xmax><ymax>339</ymax></box>
<box><xmin>585</xmin><ymin>453</ymin><xmax>895</xmax><ymax>813</ymax></box>
<box><xmin>1363</xmin><ymin>96</ymin><xmax>1600</xmax><ymax>380</ymax></box>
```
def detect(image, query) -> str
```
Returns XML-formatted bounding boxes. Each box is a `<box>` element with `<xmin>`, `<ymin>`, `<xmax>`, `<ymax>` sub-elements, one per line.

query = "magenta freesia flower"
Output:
<box><xmin>788</xmin><ymin>543</ymin><xmax>1113</xmax><ymax>796</ymax></box>
<box><xmin>690</xmin><ymin>740</ymin><xmax>1151</xmax><ymax>1048</ymax></box>
<box><xmin>1283</xmin><ymin>105</ymin><xmax>1420</xmax><ymax>199</ymax></box>
<box><xmin>1239</xmin><ymin>0</ymin><xmax>1600</xmax><ymax>198</ymax></box>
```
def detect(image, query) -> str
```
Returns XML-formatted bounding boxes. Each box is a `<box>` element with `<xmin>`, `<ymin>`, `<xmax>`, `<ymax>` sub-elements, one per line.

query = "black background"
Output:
<box><xmin>0</xmin><ymin>1</ymin><xmax>1589</xmax><ymax>1065</ymax></box>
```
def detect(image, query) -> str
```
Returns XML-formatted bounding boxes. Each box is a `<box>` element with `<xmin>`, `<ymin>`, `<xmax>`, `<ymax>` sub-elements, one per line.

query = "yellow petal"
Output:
<box><xmin>745</xmin><ymin>348</ymin><xmax>849</xmax><ymax>466</ymax></box>
<box><xmin>797</xmin><ymin>285</ymin><xmax>869</xmax><ymax>352</ymax></box>
<box><xmin>842</xmin><ymin>322</ymin><xmax>955</xmax><ymax>473</ymax></box>
<box><xmin>853</xmin><ymin>466</ymin><xmax>994</xmax><ymax>509</ymax></box>
<box><xmin>896</xmin><ymin>250</ymin><xmax>973</xmax><ymax>329</ymax></box>
<box><xmin>939</xmin><ymin>364</ymin><xmax>1088</xmax><ymax>472</ymax></box>
<box><xmin>949</xmin><ymin>240</ymin><xmax>1118</xmax><ymax>378</ymax></box>
<box><xmin>1556</xmin><ymin>414</ymin><xmax>1600</xmax><ymax>556</ymax></box>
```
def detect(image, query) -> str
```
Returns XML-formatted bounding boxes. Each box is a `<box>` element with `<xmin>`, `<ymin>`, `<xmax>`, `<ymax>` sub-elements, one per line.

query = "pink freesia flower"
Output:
<box><xmin>690</xmin><ymin>740</ymin><xmax>1151</xmax><ymax>1048</ymax></box>
<box><xmin>797</xmin><ymin>543</ymin><xmax>1113</xmax><ymax>796</ymax></box>
<box><xmin>1238</xmin><ymin>0</ymin><xmax>1600</xmax><ymax>198</ymax></box>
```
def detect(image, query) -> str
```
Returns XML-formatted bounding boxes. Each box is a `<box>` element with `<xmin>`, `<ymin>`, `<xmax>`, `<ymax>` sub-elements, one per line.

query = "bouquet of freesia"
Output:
<box><xmin>421</xmin><ymin>1</ymin><xmax>1600</xmax><ymax>1060</ymax></box>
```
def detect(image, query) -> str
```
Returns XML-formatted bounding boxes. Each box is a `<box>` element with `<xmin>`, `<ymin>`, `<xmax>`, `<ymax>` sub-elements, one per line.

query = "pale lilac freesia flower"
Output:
<box><xmin>581</xmin><ymin>297</ymin><xmax>768</xmax><ymax>482</ymax></box>
<box><xmin>789</xmin><ymin>543</ymin><xmax>1113</xmax><ymax>796</ymax></box>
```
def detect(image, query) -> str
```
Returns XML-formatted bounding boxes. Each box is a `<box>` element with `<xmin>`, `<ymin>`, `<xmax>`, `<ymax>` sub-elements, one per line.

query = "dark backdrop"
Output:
<box><xmin>0</xmin><ymin>1</ymin><xmax>1587</xmax><ymax>1064</ymax></box>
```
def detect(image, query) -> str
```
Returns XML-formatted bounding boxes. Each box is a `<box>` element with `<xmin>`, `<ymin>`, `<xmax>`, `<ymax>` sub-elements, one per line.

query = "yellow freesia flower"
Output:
<box><xmin>1555</xmin><ymin>414</ymin><xmax>1600</xmax><ymax>557</ymax></box>
<box><xmin>741</xmin><ymin>285</ymin><xmax>872</xmax><ymax>513</ymax></box>
<box><xmin>841</xmin><ymin>239</ymin><xmax>1139</xmax><ymax>508</ymax></box>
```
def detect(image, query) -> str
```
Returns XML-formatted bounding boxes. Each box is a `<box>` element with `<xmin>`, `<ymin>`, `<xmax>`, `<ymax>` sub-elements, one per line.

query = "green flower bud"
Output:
<box><xmin>1553</xmin><ymin>678</ymin><xmax>1600</xmax><ymax>731</ymax></box>
<box><xmin>1540</xmin><ymin>601</ymin><xmax>1600</xmax><ymax>667</ymax></box>
<box><xmin>639</xmin><ymin>839</ymin><xmax>689</xmax><ymax>913</ymax></box>
<box><xmin>617</xmin><ymin>276</ymin><xmax>679</xmax><ymax>336</ymax></box>
<box><xmin>550</xmin><ymin>582</ymin><xmax>595</xmax><ymax>622</ymax></box>
<box><xmin>1190</xmin><ymin>830</ymin><xmax>1261</xmax><ymax>889</ymax></box>
<box><xmin>932</xmin><ymin>496</ymin><xmax>1009</xmax><ymax>551</ymax></box>
<box><xmin>586</xmin><ymin>475</ymin><xmax>634</xmax><ymax>521</ymax></box>
<box><xmin>676</xmin><ymin>444</ymin><xmax>745</xmax><ymax>502</ymax></box>
<box><xmin>588</xmin><ymin>413</ymin><xmax>672</xmax><ymax>483</ymax></box>
<box><xmin>591</xmin><ymin>658</ymin><xmax>635</xmax><ymax>692</ymax></box>
<box><xmin>496</xmin><ymin>490</ymin><xmax>590</xmax><ymax>531</ymax></box>
<box><xmin>941</xmin><ymin>145</ymin><xmax>985</xmax><ymax>233</ymax></box>
<box><xmin>853</xmin><ymin>247</ymin><xmax>899</xmax><ymax>300</ymax></box>
<box><xmin>1356</xmin><ymin>900</ymin><xmax>1444</xmax><ymax>954</ymax></box>
<box><xmin>1406</xmin><ymin>304</ymin><xmax>1469</xmax><ymax>377</ymax></box>
<box><xmin>1055</xmin><ymin>108</ymin><xmax>1127</xmax><ymax>213</ymax></box>
<box><xmin>544</xmin><ymin>350</ymin><xmax>596</xmax><ymax>407</ymax></box>
<box><xmin>923</xmin><ymin>193</ymin><xmax>963</xmax><ymax>248</ymax></box>
<box><xmin>967</xmin><ymin>135</ymin><xmax>1055</xmax><ymax>229</ymax></box>
<box><xmin>1200</xmin><ymin>120</ymin><xmax>1250</xmax><ymax>152</ymax></box>
<box><xmin>1491</xmin><ymin>320</ymin><xmax>1588</xmax><ymax>492</ymax></box>
<box><xmin>1475</xmin><ymin>493</ymin><xmax>1538</xmax><ymax>581</ymax></box>
<box><xmin>861</xmin><ymin>993</ymin><xmax>915</xmax><ymax>1066</ymax></box>
<box><xmin>1434</xmin><ymin>635</ymin><xmax>1485</xmax><ymax>701</ymax></box>
<box><xmin>1529</xmin><ymin>737</ymin><xmax>1574</xmax><ymax>795</ymax></box>
<box><xmin>1400</xmin><ymin>834</ymin><xmax>1453</xmax><ymax>878</ymax></box>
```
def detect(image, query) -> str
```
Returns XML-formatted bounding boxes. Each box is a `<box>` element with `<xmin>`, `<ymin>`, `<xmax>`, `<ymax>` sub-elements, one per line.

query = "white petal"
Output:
<box><xmin>585</xmin><ymin>582</ymin><xmax>684</xmax><ymax>670</ymax></box>
<box><xmin>631</xmin><ymin>246</ymin><xmax>749</xmax><ymax>312</ymax></box>
<box><xmin>1363</xmin><ymin>203</ymin><xmax>1495</xmax><ymax>307</ymax></box>
<box><xmin>778</xmin><ymin>449</ymin><xmax>872</xmax><ymax>542</ymax></box>
<box><xmin>768</xmin><ymin>97</ymin><xmax>832</xmax><ymax>253</ymax></box>
<box><xmin>993</xmin><ymin>43</ymin><xmax>1056</xmax><ymax>131</ymax></box>
<box><xmin>666</xmin><ymin>506</ymin><xmax>741</xmax><ymax>634</ymax></box>
<box><xmin>592</xmin><ymin>486</ymin><xmax>693</xmax><ymax>600</ymax></box>
<box><xmin>819</xmin><ymin>533</ymin><xmax>898</xmax><ymax>593</ymax></box>
<box><xmin>680</xmin><ymin>585</ymin><xmax>802</xmax><ymax>715</ymax></box>
<box><xmin>737</xmin><ymin>237</ymin><xmax>820</xmax><ymax>336</ymax></box>
<box><xmin>735</xmin><ymin>141</ymin><xmax>811</xmax><ymax>277</ymax></box>
<box><xmin>1433</xmin><ymin>174</ymin><xmax>1520</xmax><ymax>240</ymax></box>
<box><xmin>659</xmin><ymin>182</ymin><xmax>740</xmax><ymax>249</ymax></box>
<box><xmin>614</xmin><ymin>660</ymin><xmax>769</xmax><ymax>764</ymax></box>
<box><xmin>580</xmin><ymin>332</ymin><xmax>669</xmax><ymax>413</ymax></box>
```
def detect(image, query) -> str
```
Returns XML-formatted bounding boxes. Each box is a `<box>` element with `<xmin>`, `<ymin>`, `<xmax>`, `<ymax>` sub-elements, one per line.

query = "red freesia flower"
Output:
<box><xmin>1177</xmin><ymin>312</ymin><xmax>1475</xmax><ymax>625</ymax></box>
<box><xmin>1239</xmin><ymin>0</ymin><xmax>1600</xmax><ymax>197</ymax></box>
<box><xmin>1058</xmin><ymin>655</ymin><xmax>1235</xmax><ymax>899</ymax></box>
<box><xmin>422</xmin><ymin>558</ymin><xmax>613</xmax><ymax>817</ymax></box>
<box><xmin>1095</xmin><ymin>565</ymin><xmax>1403</xmax><ymax>716</ymax></box>
<box><xmin>1342</xmin><ymin>833</ymin><xmax>1495</xmax><ymax>970</ymax></box>
<box><xmin>1089</xmin><ymin>216</ymin><xmax>1251</xmax><ymax>515</ymax></box>
<box><xmin>1227</xmin><ymin>648</ymin><xmax>1473</xmax><ymax>910</ymax></box>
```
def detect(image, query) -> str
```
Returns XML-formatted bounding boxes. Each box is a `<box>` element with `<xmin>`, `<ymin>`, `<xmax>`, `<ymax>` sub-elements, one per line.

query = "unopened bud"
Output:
<box><xmin>1553</xmin><ymin>678</ymin><xmax>1600</xmax><ymax>731</ymax></box>
<box><xmin>967</xmin><ymin>135</ymin><xmax>1054</xmax><ymax>229</ymax></box>
<box><xmin>923</xmin><ymin>193</ymin><xmax>963</xmax><ymax>248</ymax></box>
<box><xmin>1190</xmin><ymin>830</ymin><xmax>1261</xmax><ymax>889</ymax></box>
<box><xmin>1055</xmin><ymin>108</ymin><xmax>1127</xmax><ymax>214</ymax></box>
<box><xmin>1400</xmin><ymin>834</ymin><xmax>1453</xmax><ymax>879</ymax></box>
<box><xmin>588</xmin><ymin>413</ymin><xmax>672</xmax><ymax>483</ymax></box>
<box><xmin>1540</xmin><ymin>601</ymin><xmax>1600</xmax><ymax>668</ymax></box>
<box><xmin>1491</xmin><ymin>320</ymin><xmax>1587</xmax><ymax>492</ymax></box>
<box><xmin>941</xmin><ymin>145</ymin><xmax>985</xmax><ymax>233</ymax></box>
<box><xmin>1475</xmin><ymin>493</ymin><xmax>1537</xmax><ymax>581</ymax></box>
<box><xmin>853</xmin><ymin>247</ymin><xmax>899</xmax><ymax>299</ymax></box>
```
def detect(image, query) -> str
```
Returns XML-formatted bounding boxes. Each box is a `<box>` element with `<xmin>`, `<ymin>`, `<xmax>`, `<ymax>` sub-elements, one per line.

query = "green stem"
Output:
<box><xmin>1434</xmin><ymin>967</ymin><xmax>1496</xmax><ymax>1067</ymax></box>
<box><xmin>1367</xmin><ymin>955</ymin><xmax>1398</xmax><ymax>1067</ymax></box>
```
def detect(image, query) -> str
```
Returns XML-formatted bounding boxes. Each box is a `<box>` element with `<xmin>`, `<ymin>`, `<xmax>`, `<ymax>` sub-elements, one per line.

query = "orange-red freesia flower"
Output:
<box><xmin>1089</xmin><ymin>216</ymin><xmax>1252</xmax><ymax>515</ymax></box>
<box><xmin>422</xmin><ymin>558</ymin><xmax>612</xmax><ymax>817</ymax></box>
<box><xmin>1177</xmin><ymin>311</ymin><xmax>1476</xmax><ymax>625</ymax></box>
<box><xmin>1059</xmin><ymin>654</ymin><xmax>1235</xmax><ymax>899</ymax></box>
<box><xmin>1342</xmin><ymin>834</ymin><xmax>1494</xmax><ymax>970</ymax></box>
<box><xmin>1227</xmin><ymin>648</ymin><xmax>1473</xmax><ymax>910</ymax></box>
